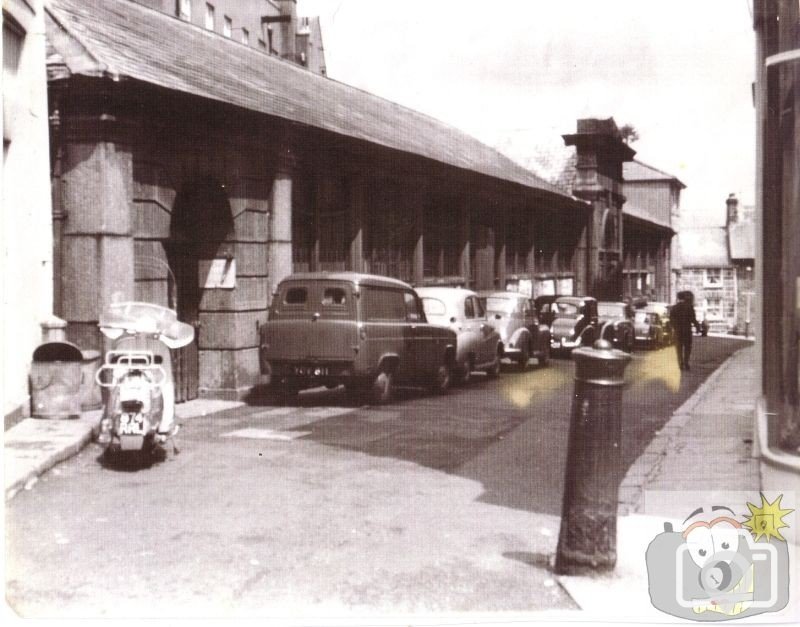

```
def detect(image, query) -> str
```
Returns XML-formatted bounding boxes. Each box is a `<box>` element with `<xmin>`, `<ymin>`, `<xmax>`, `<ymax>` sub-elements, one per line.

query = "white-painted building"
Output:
<box><xmin>3</xmin><ymin>0</ymin><xmax>54</xmax><ymax>424</ymax></box>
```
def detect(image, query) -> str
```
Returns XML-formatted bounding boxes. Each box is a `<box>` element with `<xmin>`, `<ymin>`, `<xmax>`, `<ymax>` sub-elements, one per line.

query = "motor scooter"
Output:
<box><xmin>95</xmin><ymin>302</ymin><xmax>194</xmax><ymax>462</ymax></box>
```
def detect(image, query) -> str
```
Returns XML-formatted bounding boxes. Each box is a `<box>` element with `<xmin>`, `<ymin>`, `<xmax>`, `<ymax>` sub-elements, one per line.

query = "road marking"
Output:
<box><xmin>221</xmin><ymin>428</ymin><xmax>310</xmax><ymax>441</ymax></box>
<box><xmin>250</xmin><ymin>407</ymin><xmax>356</xmax><ymax>420</ymax></box>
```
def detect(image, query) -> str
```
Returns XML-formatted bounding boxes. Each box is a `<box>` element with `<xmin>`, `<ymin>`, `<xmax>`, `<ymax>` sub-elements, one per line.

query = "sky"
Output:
<box><xmin>297</xmin><ymin>0</ymin><xmax>756</xmax><ymax>227</ymax></box>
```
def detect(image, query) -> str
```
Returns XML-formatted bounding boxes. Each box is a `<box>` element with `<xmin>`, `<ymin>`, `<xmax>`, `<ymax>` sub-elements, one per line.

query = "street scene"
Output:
<box><xmin>3</xmin><ymin>0</ymin><xmax>799</xmax><ymax>622</ymax></box>
<box><xmin>7</xmin><ymin>339</ymin><xmax>749</xmax><ymax>616</ymax></box>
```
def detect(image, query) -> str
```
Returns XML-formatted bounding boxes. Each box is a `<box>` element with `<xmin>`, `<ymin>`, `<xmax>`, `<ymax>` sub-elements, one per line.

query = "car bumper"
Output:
<box><xmin>551</xmin><ymin>336</ymin><xmax>581</xmax><ymax>349</ymax></box>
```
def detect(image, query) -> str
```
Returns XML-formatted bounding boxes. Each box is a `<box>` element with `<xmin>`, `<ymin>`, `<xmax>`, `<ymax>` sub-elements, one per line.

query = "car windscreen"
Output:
<box><xmin>554</xmin><ymin>302</ymin><xmax>580</xmax><ymax>318</ymax></box>
<box><xmin>485</xmin><ymin>297</ymin><xmax>517</xmax><ymax>314</ymax></box>
<box><xmin>598</xmin><ymin>304</ymin><xmax>624</xmax><ymax>318</ymax></box>
<box><xmin>421</xmin><ymin>297</ymin><xmax>448</xmax><ymax>318</ymax></box>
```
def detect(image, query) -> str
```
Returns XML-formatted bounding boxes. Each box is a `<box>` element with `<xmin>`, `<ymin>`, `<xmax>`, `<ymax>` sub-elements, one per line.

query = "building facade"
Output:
<box><xmin>45</xmin><ymin>0</ymin><xmax>592</xmax><ymax>402</ymax></box>
<box><xmin>679</xmin><ymin>195</ymin><xmax>755</xmax><ymax>335</ymax></box>
<box><xmin>130</xmin><ymin>0</ymin><xmax>326</xmax><ymax>73</ymax></box>
<box><xmin>3</xmin><ymin>0</ymin><xmax>54</xmax><ymax>425</ymax></box>
<box><xmin>621</xmin><ymin>160</ymin><xmax>683</xmax><ymax>303</ymax></box>
<box><xmin>753</xmin><ymin>0</ymin><xmax>800</xmax><ymax>452</ymax></box>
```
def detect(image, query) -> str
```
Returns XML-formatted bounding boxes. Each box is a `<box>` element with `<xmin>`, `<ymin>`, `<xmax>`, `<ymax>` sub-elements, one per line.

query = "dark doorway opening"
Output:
<box><xmin>167</xmin><ymin>179</ymin><xmax>234</xmax><ymax>402</ymax></box>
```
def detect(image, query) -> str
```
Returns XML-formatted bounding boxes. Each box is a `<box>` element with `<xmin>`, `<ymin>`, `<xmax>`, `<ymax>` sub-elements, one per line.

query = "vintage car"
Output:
<box><xmin>645</xmin><ymin>302</ymin><xmax>675</xmax><ymax>345</ymax></box>
<box><xmin>549</xmin><ymin>296</ymin><xmax>600</xmax><ymax>354</ymax></box>
<box><xmin>479</xmin><ymin>291</ymin><xmax>551</xmax><ymax>370</ymax></box>
<box><xmin>598</xmin><ymin>301</ymin><xmax>635</xmax><ymax>353</ymax></box>
<box><xmin>259</xmin><ymin>272</ymin><xmax>457</xmax><ymax>404</ymax></box>
<box><xmin>416</xmin><ymin>287</ymin><xmax>504</xmax><ymax>384</ymax></box>
<box><xmin>634</xmin><ymin>308</ymin><xmax>668</xmax><ymax>348</ymax></box>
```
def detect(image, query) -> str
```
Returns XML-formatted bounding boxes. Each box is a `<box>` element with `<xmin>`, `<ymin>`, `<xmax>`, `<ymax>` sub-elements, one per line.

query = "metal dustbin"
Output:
<box><xmin>30</xmin><ymin>341</ymin><xmax>83</xmax><ymax>419</ymax></box>
<box><xmin>80</xmin><ymin>349</ymin><xmax>102</xmax><ymax>410</ymax></box>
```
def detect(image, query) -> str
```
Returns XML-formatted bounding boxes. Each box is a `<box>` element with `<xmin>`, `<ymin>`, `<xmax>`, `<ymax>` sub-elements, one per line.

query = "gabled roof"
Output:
<box><xmin>45</xmin><ymin>0</ymin><xmax>573</xmax><ymax>201</ymax></box>
<box><xmin>623</xmin><ymin>159</ymin><xmax>686</xmax><ymax>189</ymax></box>
<box><xmin>680</xmin><ymin>227</ymin><xmax>730</xmax><ymax>268</ymax></box>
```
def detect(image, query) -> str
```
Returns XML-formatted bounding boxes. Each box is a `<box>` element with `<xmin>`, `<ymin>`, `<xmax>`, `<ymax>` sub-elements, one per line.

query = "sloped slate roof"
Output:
<box><xmin>624</xmin><ymin>202</ymin><xmax>672</xmax><ymax>230</ymax></box>
<box><xmin>680</xmin><ymin>227</ymin><xmax>730</xmax><ymax>267</ymax></box>
<box><xmin>623</xmin><ymin>159</ymin><xmax>686</xmax><ymax>188</ymax></box>
<box><xmin>728</xmin><ymin>221</ymin><xmax>755</xmax><ymax>260</ymax></box>
<box><xmin>45</xmin><ymin>0</ymin><xmax>571</xmax><ymax>199</ymax></box>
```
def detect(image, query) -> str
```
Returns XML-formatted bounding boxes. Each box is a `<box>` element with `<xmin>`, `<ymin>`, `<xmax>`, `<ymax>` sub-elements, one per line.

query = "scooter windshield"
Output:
<box><xmin>99</xmin><ymin>302</ymin><xmax>195</xmax><ymax>349</ymax></box>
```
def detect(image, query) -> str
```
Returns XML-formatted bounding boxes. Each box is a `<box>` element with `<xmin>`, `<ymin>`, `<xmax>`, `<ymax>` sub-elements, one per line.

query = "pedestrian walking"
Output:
<box><xmin>671</xmin><ymin>291</ymin><xmax>701</xmax><ymax>370</ymax></box>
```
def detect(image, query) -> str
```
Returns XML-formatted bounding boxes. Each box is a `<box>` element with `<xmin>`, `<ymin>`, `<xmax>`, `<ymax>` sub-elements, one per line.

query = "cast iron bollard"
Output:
<box><xmin>555</xmin><ymin>339</ymin><xmax>631</xmax><ymax>575</ymax></box>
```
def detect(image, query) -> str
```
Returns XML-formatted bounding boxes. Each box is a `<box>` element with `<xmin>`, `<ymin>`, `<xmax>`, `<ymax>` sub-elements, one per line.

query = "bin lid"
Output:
<box><xmin>33</xmin><ymin>341</ymin><xmax>83</xmax><ymax>362</ymax></box>
<box><xmin>98</xmin><ymin>301</ymin><xmax>194</xmax><ymax>349</ymax></box>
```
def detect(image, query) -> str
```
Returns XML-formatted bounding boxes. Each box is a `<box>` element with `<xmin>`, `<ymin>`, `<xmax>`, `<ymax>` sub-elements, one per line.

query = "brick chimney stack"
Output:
<box><xmin>726</xmin><ymin>193</ymin><xmax>739</xmax><ymax>226</ymax></box>
<box><xmin>277</xmin><ymin>0</ymin><xmax>297</xmax><ymax>61</ymax></box>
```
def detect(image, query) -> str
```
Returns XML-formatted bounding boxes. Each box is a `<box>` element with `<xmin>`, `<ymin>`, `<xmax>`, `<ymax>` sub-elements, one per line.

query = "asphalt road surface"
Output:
<box><xmin>5</xmin><ymin>337</ymin><xmax>749</xmax><ymax>617</ymax></box>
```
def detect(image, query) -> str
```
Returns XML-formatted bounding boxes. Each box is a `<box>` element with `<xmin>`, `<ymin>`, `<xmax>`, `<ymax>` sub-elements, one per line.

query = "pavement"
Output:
<box><xmin>4</xmin><ymin>345</ymin><xmax>799</xmax><ymax>620</ymax></box>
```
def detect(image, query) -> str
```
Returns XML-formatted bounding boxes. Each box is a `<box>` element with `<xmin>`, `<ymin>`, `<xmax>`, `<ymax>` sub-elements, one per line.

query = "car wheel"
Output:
<box><xmin>517</xmin><ymin>344</ymin><xmax>530</xmax><ymax>371</ymax></box>
<box><xmin>538</xmin><ymin>342</ymin><xmax>550</xmax><ymax>367</ymax></box>
<box><xmin>368</xmin><ymin>370</ymin><xmax>393</xmax><ymax>405</ymax></box>
<box><xmin>458</xmin><ymin>356</ymin><xmax>475</xmax><ymax>385</ymax></box>
<box><xmin>429</xmin><ymin>362</ymin><xmax>451</xmax><ymax>394</ymax></box>
<box><xmin>485</xmin><ymin>350</ymin><xmax>501</xmax><ymax>378</ymax></box>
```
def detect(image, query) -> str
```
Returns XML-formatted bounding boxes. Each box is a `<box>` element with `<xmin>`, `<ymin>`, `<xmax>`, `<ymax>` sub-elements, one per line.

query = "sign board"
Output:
<box><xmin>199</xmin><ymin>258</ymin><xmax>236</xmax><ymax>289</ymax></box>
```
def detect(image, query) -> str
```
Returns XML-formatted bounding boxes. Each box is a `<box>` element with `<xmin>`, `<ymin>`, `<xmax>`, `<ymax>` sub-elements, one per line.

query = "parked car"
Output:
<box><xmin>549</xmin><ymin>296</ymin><xmax>600</xmax><ymax>355</ymax></box>
<box><xmin>533</xmin><ymin>294</ymin><xmax>565</xmax><ymax>328</ymax></box>
<box><xmin>634</xmin><ymin>309</ymin><xmax>668</xmax><ymax>348</ymax></box>
<box><xmin>479</xmin><ymin>291</ymin><xmax>551</xmax><ymax>370</ymax></box>
<box><xmin>645</xmin><ymin>302</ymin><xmax>675</xmax><ymax>345</ymax></box>
<box><xmin>259</xmin><ymin>272</ymin><xmax>457</xmax><ymax>404</ymax></box>
<box><xmin>598</xmin><ymin>301</ymin><xmax>635</xmax><ymax>353</ymax></box>
<box><xmin>416</xmin><ymin>287</ymin><xmax>504</xmax><ymax>384</ymax></box>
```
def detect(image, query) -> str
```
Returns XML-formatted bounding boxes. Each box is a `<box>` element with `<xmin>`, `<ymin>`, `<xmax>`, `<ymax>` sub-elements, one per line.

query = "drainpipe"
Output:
<box><xmin>49</xmin><ymin>100</ymin><xmax>65</xmax><ymax>318</ymax></box>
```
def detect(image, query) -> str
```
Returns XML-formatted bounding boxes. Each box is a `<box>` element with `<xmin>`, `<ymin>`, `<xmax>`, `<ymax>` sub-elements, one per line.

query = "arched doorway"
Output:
<box><xmin>167</xmin><ymin>179</ymin><xmax>234</xmax><ymax>401</ymax></box>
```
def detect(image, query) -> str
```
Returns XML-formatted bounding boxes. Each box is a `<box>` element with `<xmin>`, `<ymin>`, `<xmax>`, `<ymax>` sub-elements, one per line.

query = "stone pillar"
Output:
<box><xmin>59</xmin><ymin>120</ymin><xmax>135</xmax><ymax>352</ymax></box>
<box><xmin>406</xmin><ymin>178</ymin><xmax>427</xmax><ymax>286</ymax></box>
<box><xmin>348</xmin><ymin>175</ymin><xmax>366</xmax><ymax>273</ymax></box>
<box><xmin>459</xmin><ymin>202</ymin><xmax>471</xmax><ymax>286</ymax></box>
<box><xmin>267</xmin><ymin>145</ymin><xmax>295</xmax><ymax>304</ymax></box>
<box><xmin>526</xmin><ymin>210</ymin><xmax>537</xmax><ymax>277</ymax></box>
<box><xmin>496</xmin><ymin>207</ymin><xmax>507</xmax><ymax>289</ymax></box>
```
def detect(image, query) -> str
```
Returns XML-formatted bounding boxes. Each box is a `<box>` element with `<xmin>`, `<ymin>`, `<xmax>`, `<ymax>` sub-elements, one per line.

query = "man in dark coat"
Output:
<box><xmin>671</xmin><ymin>291</ymin><xmax>701</xmax><ymax>370</ymax></box>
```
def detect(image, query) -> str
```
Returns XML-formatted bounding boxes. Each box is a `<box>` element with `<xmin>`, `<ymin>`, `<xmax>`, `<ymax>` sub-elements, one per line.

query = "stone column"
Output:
<box><xmin>59</xmin><ymin>117</ymin><xmax>135</xmax><ymax>352</ymax></box>
<box><xmin>267</xmin><ymin>144</ymin><xmax>295</xmax><ymax>304</ymax></box>
<box><xmin>459</xmin><ymin>202</ymin><xmax>471</xmax><ymax>286</ymax></box>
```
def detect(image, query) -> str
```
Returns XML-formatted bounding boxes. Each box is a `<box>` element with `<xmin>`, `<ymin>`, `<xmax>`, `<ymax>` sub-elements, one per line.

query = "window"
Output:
<box><xmin>223</xmin><ymin>16</ymin><xmax>232</xmax><ymax>37</ymax></box>
<box><xmin>464</xmin><ymin>298</ymin><xmax>475</xmax><ymax>319</ymax></box>
<box><xmin>403</xmin><ymin>292</ymin><xmax>422</xmax><ymax>322</ymax></box>
<box><xmin>473</xmin><ymin>296</ymin><xmax>486</xmax><ymax>319</ymax></box>
<box><xmin>421</xmin><ymin>298</ymin><xmax>446</xmax><ymax>317</ymax></box>
<box><xmin>704</xmin><ymin>297</ymin><xmax>724</xmax><ymax>320</ymax></box>
<box><xmin>704</xmin><ymin>269</ymin><xmax>723</xmax><ymax>288</ymax></box>
<box><xmin>322</xmin><ymin>288</ymin><xmax>346</xmax><ymax>307</ymax></box>
<box><xmin>176</xmin><ymin>0</ymin><xmax>191</xmax><ymax>20</ymax></box>
<box><xmin>258</xmin><ymin>39</ymin><xmax>266</xmax><ymax>50</ymax></box>
<box><xmin>265</xmin><ymin>24</ymin><xmax>274</xmax><ymax>53</ymax></box>
<box><xmin>204</xmin><ymin>3</ymin><xmax>215</xmax><ymax>30</ymax></box>
<box><xmin>283</xmin><ymin>287</ymin><xmax>307</xmax><ymax>305</ymax></box>
<box><xmin>241</xmin><ymin>28</ymin><xmax>249</xmax><ymax>45</ymax></box>
<box><xmin>362</xmin><ymin>288</ymin><xmax>406</xmax><ymax>322</ymax></box>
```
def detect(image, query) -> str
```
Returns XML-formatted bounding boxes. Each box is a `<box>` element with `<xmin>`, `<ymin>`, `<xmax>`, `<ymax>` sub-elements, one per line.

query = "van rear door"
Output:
<box><xmin>263</xmin><ymin>280</ymin><xmax>358</xmax><ymax>361</ymax></box>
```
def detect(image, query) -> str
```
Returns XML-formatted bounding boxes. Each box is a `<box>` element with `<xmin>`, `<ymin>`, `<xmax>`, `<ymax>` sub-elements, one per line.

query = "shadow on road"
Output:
<box><xmin>244</xmin><ymin>339</ymin><xmax>750</xmax><ymax>516</ymax></box>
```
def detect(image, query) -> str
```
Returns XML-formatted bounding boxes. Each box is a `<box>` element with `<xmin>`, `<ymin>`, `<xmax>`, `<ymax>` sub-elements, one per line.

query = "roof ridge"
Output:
<box><xmin>45</xmin><ymin>0</ymin><xmax>116</xmax><ymax>79</ymax></box>
<box><xmin>627</xmin><ymin>158</ymin><xmax>685</xmax><ymax>186</ymax></box>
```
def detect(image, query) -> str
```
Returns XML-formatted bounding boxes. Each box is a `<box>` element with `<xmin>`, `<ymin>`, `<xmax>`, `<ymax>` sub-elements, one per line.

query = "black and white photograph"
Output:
<box><xmin>3</xmin><ymin>0</ymin><xmax>799</xmax><ymax>621</ymax></box>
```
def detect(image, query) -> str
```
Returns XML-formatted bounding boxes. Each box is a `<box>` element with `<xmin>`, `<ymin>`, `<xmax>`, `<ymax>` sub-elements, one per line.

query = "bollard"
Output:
<box><xmin>555</xmin><ymin>339</ymin><xmax>631</xmax><ymax>575</ymax></box>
